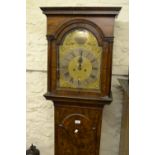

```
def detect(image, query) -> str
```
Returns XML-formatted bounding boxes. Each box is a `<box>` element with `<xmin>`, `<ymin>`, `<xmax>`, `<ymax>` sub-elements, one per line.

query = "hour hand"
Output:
<box><xmin>78</xmin><ymin>56</ymin><xmax>83</xmax><ymax>64</ymax></box>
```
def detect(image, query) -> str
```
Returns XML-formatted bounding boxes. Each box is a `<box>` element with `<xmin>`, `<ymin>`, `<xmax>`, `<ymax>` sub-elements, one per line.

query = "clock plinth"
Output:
<box><xmin>41</xmin><ymin>7</ymin><xmax>121</xmax><ymax>155</ymax></box>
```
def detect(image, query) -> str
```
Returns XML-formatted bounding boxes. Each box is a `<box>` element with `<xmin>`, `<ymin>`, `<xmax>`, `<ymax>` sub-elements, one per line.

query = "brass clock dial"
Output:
<box><xmin>58</xmin><ymin>29</ymin><xmax>102</xmax><ymax>89</ymax></box>
<box><xmin>60</xmin><ymin>48</ymin><xmax>99</xmax><ymax>88</ymax></box>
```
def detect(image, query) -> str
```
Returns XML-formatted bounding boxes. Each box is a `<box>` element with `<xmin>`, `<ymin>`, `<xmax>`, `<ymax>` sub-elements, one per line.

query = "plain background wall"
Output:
<box><xmin>26</xmin><ymin>1</ymin><xmax>128</xmax><ymax>155</ymax></box>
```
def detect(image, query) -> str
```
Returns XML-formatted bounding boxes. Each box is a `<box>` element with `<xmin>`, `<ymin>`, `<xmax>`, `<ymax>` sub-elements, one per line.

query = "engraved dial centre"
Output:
<box><xmin>68</xmin><ymin>56</ymin><xmax>92</xmax><ymax>81</ymax></box>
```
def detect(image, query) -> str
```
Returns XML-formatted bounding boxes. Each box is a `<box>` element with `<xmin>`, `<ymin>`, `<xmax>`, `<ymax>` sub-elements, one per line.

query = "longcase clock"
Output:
<box><xmin>40</xmin><ymin>7</ymin><xmax>121</xmax><ymax>155</ymax></box>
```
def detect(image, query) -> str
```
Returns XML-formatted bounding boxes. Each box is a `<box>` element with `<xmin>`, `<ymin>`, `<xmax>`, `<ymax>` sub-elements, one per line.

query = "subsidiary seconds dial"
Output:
<box><xmin>60</xmin><ymin>48</ymin><xmax>99</xmax><ymax>88</ymax></box>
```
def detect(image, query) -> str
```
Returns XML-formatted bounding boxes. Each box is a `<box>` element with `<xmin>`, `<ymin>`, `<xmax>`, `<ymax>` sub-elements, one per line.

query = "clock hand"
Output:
<box><xmin>78</xmin><ymin>50</ymin><xmax>83</xmax><ymax>70</ymax></box>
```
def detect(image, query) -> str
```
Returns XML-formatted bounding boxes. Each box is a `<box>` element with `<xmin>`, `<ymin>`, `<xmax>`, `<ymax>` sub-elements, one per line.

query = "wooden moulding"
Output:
<box><xmin>44</xmin><ymin>91</ymin><xmax>112</xmax><ymax>106</ymax></box>
<box><xmin>40</xmin><ymin>7</ymin><xmax>121</xmax><ymax>17</ymax></box>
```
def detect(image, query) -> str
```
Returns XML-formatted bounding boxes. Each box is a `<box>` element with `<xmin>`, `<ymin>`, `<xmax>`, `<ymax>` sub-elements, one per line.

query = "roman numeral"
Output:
<box><xmin>64</xmin><ymin>72</ymin><xmax>69</xmax><ymax>77</ymax></box>
<box><xmin>84</xmin><ymin>79</ymin><xmax>91</xmax><ymax>84</ymax></box>
<box><xmin>61</xmin><ymin>65</ymin><xmax>68</xmax><ymax>69</ymax></box>
<box><xmin>71</xmin><ymin>52</ymin><xmax>75</xmax><ymax>57</ymax></box>
<box><xmin>90</xmin><ymin>74</ymin><xmax>96</xmax><ymax>79</ymax></box>
<box><xmin>69</xmin><ymin>77</ymin><xmax>74</xmax><ymax>83</ymax></box>
<box><xmin>65</xmin><ymin>57</ymin><xmax>71</xmax><ymax>61</ymax></box>
<box><xmin>92</xmin><ymin>67</ymin><xmax>98</xmax><ymax>70</ymax></box>
<box><xmin>91</xmin><ymin>59</ymin><xmax>96</xmax><ymax>63</ymax></box>
<box><xmin>86</xmin><ymin>53</ymin><xmax>93</xmax><ymax>59</ymax></box>
<box><xmin>77</xmin><ymin>80</ymin><xmax>80</xmax><ymax>86</ymax></box>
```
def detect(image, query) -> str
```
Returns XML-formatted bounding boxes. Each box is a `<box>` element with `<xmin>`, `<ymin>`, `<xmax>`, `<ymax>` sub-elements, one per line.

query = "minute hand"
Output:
<box><xmin>78</xmin><ymin>51</ymin><xmax>83</xmax><ymax>70</ymax></box>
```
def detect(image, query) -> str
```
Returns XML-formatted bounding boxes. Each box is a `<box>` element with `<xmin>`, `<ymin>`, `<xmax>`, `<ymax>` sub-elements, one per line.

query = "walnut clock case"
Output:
<box><xmin>40</xmin><ymin>7</ymin><xmax>121</xmax><ymax>155</ymax></box>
